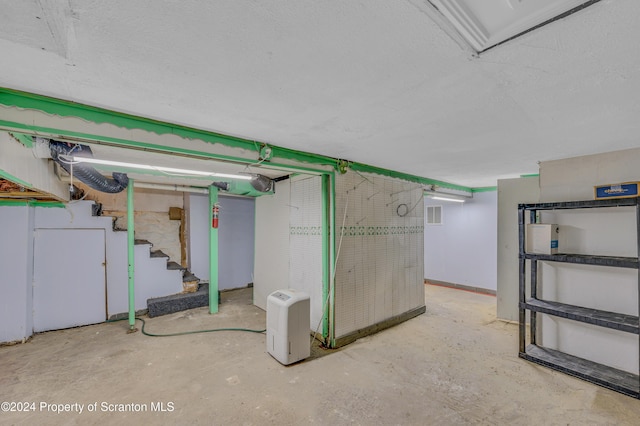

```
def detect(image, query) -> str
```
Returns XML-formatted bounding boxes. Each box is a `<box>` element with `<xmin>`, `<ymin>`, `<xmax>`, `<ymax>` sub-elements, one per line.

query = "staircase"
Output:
<box><xmin>90</xmin><ymin>203</ymin><xmax>203</xmax><ymax>316</ymax></box>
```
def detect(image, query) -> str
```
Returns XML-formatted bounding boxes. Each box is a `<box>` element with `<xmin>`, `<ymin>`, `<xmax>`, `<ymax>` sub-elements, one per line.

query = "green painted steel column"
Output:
<box><xmin>330</xmin><ymin>173</ymin><xmax>337</xmax><ymax>348</ymax></box>
<box><xmin>321</xmin><ymin>174</ymin><xmax>330</xmax><ymax>340</ymax></box>
<box><xmin>209</xmin><ymin>185</ymin><xmax>219</xmax><ymax>314</ymax></box>
<box><xmin>127</xmin><ymin>178</ymin><xmax>136</xmax><ymax>331</ymax></box>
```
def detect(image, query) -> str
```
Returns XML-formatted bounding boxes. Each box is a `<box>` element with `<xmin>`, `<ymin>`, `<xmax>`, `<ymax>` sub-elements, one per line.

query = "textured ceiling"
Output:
<box><xmin>1</xmin><ymin>0</ymin><xmax>639</xmax><ymax>187</ymax></box>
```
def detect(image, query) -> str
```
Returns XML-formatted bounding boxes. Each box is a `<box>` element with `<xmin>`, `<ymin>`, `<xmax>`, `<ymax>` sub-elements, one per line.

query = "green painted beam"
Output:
<box><xmin>0</xmin><ymin>87</ymin><xmax>470</xmax><ymax>191</ymax></box>
<box><xmin>0</xmin><ymin>88</ymin><xmax>337</xmax><ymax>169</ymax></box>
<box><xmin>9</xmin><ymin>132</ymin><xmax>33</xmax><ymax>148</ymax></box>
<box><xmin>471</xmin><ymin>186</ymin><xmax>497</xmax><ymax>193</ymax></box>
<box><xmin>0</xmin><ymin>118</ymin><xmax>333</xmax><ymax>177</ymax></box>
<box><xmin>321</xmin><ymin>174</ymin><xmax>330</xmax><ymax>340</ymax></box>
<box><xmin>0</xmin><ymin>169</ymin><xmax>33</xmax><ymax>188</ymax></box>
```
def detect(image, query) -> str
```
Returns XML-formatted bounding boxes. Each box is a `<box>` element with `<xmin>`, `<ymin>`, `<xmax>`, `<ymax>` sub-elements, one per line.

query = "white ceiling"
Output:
<box><xmin>1</xmin><ymin>0</ymin><xmax>639</xmax><ymax>188</ymax></box>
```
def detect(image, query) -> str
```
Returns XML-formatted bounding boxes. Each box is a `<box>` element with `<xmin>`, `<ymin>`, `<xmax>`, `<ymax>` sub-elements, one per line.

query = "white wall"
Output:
<box><xmin>496</xmin><ymin>176</ymin><xmax>540</xmax><ymax>321</ymax></box>
<box><xmin>218</xmin><ymin>196</ymin><xmax>255</xmax><ymax>290</ymax></box>
<box><xmin>539</xmin><ymin>147</ymin><xmax>640</xmax><ymax>202</ymax></box>
<box><xmin>0</xmin><ymin>205</ymin><xmax>34</xmax><ymax>342</ymax></box>
<box><xmin>188</xmin><ymin>194</ymin><xmax>256</xmax><ymax>290</ymax></box>
<box><xmin>254</xmin><ymin>179</ymin><xmax>291</xmax><ymax>310</ymax></box>
<box><xmin>424</xmin><ymin>190</ymin><xmax>497</xmax><ymax>292</ymax></box>
<box><xmin>289</xmin><ymin>175</ymin><xmax>324</xmax><ymax>332</ymax></box>
<box><xmin>33</xmin><ymin>201</ymin><xmax>127</xmax><ymax>316</ymax></box>
<box><xmin>536</xmin><ymin>149</ymin><xmax>640</xmax><ymax>374</ymax></box>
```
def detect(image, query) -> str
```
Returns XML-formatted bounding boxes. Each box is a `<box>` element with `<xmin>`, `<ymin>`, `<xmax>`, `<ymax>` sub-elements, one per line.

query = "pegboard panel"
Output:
<box><xmin>334</xmin><ymin>171</ymin><xmax>424</xmax><ymax>338</ymax></box>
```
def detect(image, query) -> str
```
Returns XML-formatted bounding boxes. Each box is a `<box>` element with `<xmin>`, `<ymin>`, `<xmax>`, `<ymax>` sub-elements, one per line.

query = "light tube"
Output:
<box><xmin>71</xmin><ymin>156</ymin><xmax>252</xmax><ymax>180</ymax></box>
<box><xmin>431</xmin><ymin>196</ymin><xmax>465</xmax><ymax>203</ymax></box>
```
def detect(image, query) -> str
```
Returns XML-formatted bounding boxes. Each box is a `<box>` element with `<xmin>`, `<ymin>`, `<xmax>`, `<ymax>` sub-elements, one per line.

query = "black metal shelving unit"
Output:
<box><xmin>518</xmin><ymin>197</ymin><xmax>640</xmax><ymax>398</ymax></box>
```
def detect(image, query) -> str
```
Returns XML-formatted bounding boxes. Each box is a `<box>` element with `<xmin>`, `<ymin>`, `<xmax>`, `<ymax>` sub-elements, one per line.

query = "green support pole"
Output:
<box><xmin>127</xmin><ymin>179</ymin><xmax>137</xmax><ymax>332</ymax></box>
<box><xmin>209</xmin><ymin>185</ymin><xmax>219</xmax><ymax>314</ymax></box>
<box><xmin>321</xmin><ymin>174</ymin><xmax>330</xmax><ymax>340</ymax></box>
<box><xmin>330</xmin><ymin>173</ymin><xmax>337</xmax><ymax>348</ymax></box>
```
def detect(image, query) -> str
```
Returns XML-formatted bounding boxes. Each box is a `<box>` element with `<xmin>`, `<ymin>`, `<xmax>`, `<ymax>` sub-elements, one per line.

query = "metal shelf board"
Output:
<box><xmin>521</xmin><ymin>253</ymin><xmax>639</xmax><ymax>269</ymax></box>
<box><xmin>519</xmin><ymin>198</ymin><xmax>639</xmax><ymax>211</ymax></box>
<box><xmin>522</xmin><ymin>298</ymin><xmax>639</xmax><ymax>334</ymax></box>
<box><xmin>521</xmin><ymin>344</ymin><xmax>640</xmax><ymax>398</ymax></box>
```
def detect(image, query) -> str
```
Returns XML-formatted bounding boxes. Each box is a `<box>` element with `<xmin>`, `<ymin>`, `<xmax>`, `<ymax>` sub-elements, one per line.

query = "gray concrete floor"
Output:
<box><xmin>1</xmin><ymin>284</ymin><xmax>640</xmax><ymax>425</ymax></box>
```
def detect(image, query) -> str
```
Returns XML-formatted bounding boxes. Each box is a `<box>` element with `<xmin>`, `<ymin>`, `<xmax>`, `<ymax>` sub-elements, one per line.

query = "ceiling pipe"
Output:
<box><xmin>133</xmin><ymin>182</ymin><xmax>209</xmax><ymax>194</ymax></box>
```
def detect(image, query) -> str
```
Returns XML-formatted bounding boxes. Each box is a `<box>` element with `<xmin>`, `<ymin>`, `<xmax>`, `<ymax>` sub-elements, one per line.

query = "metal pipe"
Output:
<box><xmin>209</xmin><ymin>185</ymin><xmax>219</xmax><ymax>314</ymax></box>
<box><xmin>133</xmin><ymin>182</ymin><xmax>209</xmax><ymax>194</ymax></box>
<box><xmin>127</xmin><ymin>178</ymin><xmax>136</xmax><ymax>331</ymax></box>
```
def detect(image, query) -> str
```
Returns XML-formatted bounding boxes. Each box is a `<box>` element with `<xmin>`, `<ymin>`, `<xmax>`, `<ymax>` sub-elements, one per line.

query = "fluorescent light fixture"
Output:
<box><xmin>428</xmin><ymin>0</ymin><xmax>601</xmax><ymax>53</ymax></box>
<box><xmin>431</xmin><ymin>195</ymin><xmax>465</xmax><ymax>203</ymax></box>
<box><xmin>71</xmin><ymin>156</ymin><xmax>252</xmax><ymax>181</ymax></box>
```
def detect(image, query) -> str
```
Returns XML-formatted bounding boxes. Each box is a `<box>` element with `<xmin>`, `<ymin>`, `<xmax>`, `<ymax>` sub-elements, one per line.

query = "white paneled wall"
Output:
<box><xmin>333</xmin><ymin>171</ymin><xmax>424</xmax><ymax>338</ymax></box>
<box><xmin>0</xmin><ymin>205</ymin><xmax>34</xmax><ymax>343</ymax></box>
<box><xmin>254</xmin><ymin>179</ymin><xmax>291</xmax><ymax>310</ymax></box>
<box><xmin>289</xmin><ymin>175</ymin><xmax>323</xmax><ymax>332</ymax></box>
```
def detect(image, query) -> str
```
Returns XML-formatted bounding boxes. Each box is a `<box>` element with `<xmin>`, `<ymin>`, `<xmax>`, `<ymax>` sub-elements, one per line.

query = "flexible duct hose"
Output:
<box><xmin>49</xmin><ymin>140</ymin><xmax>129</xmax><ymax>193</ymax></box>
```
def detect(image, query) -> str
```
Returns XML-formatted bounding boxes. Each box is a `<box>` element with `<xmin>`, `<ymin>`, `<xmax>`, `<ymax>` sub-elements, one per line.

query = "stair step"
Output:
<box><xmin>134</xmin><ymin>239</ymin><xmax>153</xmax><ymax>246</ymax></box>
<box><xmin>147</xmin><ymin>283</ymin><xmax>221</xmax><ymax>318</ymax></box>
<box><xmin>150</xmin><ymin>250</ymin><xmax>169</xmax><ymax>259</ymax></box>
<box><xmin>182</xmin><ymin>271</ymin><xmax>200</xmax><ymax>282</ymax></box>
<box><xmin>167</xmin><ymin>261</ymin><xmax>186</xmax><ymax>271</ymax></box>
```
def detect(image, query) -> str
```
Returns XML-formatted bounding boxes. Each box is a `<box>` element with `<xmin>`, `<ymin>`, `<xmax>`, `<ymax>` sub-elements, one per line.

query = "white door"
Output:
<box><xmin>33</xmin><ymin>229</ymin><xmax>106</xmax><ymax>332</ymax></box>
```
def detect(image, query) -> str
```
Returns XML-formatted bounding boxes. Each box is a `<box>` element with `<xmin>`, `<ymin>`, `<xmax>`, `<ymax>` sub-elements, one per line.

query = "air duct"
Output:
<box><xmin>48</xmin><ymin>140</ymin><xmax>129</xmax><ymax>193</ymax></box>
<box><xmin>212</xmin><ymin>175</ymin><xmax>275</xmax><ymax>197</ymax></box>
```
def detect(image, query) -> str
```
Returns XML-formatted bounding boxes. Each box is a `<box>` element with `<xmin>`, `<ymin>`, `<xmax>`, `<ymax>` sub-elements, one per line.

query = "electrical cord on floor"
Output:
<box><xmin>107</xmin><ymin>317</ymin><xmax>265</xmax><ymax>337</ymax></box>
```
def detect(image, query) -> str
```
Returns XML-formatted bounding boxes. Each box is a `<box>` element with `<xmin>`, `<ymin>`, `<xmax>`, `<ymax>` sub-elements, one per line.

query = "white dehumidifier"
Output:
<box><xmin>266</xmin><ymin>289</ymin><xmax>310</xmax><ymax>365</ymax></box>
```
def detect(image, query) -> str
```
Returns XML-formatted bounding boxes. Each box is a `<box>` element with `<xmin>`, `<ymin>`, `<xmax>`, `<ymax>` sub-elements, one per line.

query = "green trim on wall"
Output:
<box><xmin>471</xmin><ymin>186</ymin><xmax>497</xmax><ymax>193</ymax></box>
<box><xmin>9</xmin><ymin>132</ymin><xmax>33</xmax><ymax>147</ymax></box>
<box><xmin>520</xmin><ymin>174</ymin><xmax>539</xmax><ymax>178</ymax></box>
<box><xmin>339</xmin><ymin>225</ymin><xmax>425</xmax><ymax>236</ymax></box>
<box><xmin>0</xmin><ymin>199</ymin><xmax>64</xmax><ymax>207</ymax></box>
<box><xmin>30</xmin><ymin>201</ymin><xmax>65</xmax><ymax>208</ymax></box>
<box><xmin>0</xmin><ymin>169</ymin><xmax>33</xmax><ymax>188</ymax></box>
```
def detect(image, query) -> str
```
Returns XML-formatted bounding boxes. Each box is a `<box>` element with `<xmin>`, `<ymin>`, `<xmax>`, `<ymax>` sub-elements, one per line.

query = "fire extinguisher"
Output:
<box><xmin>212</xmin><ymin>203</ymin><xmax>220</xmax><ymax>228</ymax></box>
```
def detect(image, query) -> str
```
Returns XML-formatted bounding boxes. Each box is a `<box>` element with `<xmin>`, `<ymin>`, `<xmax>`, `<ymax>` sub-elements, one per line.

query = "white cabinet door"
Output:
<box><xmin>33</xmin><ymin>229</ymin><xmax>106</xmax><ymax>332</ymax></box>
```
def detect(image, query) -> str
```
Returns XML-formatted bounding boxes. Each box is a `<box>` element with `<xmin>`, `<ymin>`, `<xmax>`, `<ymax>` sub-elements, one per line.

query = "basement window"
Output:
<box><xmin>426</xmin><ymin>206</ymin><xmax>442</xmax><ymax>225</ymax></box>
<box><xmin>428</xmin><ymin>0</ymin><xmax>601</xmax><ymax>53</ymax></box>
